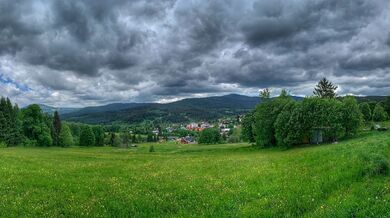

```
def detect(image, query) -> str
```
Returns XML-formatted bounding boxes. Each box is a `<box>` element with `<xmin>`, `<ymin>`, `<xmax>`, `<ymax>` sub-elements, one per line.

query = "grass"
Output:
<box><xmin>0</xmin><ymin>132</ymin><xmax>389</xmax><ymax>217</ymax></box>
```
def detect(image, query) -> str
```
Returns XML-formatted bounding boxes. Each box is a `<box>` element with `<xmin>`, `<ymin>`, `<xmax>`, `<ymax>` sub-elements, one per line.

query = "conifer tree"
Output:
<box><xmin>53</xmin><ymin>111</ymin><xmax>61</xmax><ymax>146</ymax></box>
<box><xmin>313</xmin><ymin>78</ymin><xmax>338</xmax><ymax>98</ymax></box>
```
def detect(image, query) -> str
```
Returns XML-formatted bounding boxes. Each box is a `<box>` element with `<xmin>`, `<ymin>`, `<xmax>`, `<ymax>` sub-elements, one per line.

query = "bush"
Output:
<box><xmin>359</xmin><ymin>102</ymin><xmax>372</xmax><ymax>122</ymax></box>
<box><xmin>372</xmin><ymin>103</ymin><xmax>388</xmax><ymax>122</ymax></box>
<box><xmin>341</xmin><ymin>96</ymin><xmax>363</xmax><ymax>136</ymax></box>
<box><xmin>361</xmin><ymin>153</ymin><xmax>389</xmax><ymax>177</ymax></box>
<box><xmin>198</xmin><ymin>128</ymin><xmax>220</xmax><ymax>144</ymax></box>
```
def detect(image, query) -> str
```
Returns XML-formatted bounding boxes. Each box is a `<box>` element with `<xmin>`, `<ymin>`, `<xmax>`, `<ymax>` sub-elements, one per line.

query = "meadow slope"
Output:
<box><xmin>0</xmin><ymin>132</ymin><xmax>389</xmax><ymax>217</ymax></box>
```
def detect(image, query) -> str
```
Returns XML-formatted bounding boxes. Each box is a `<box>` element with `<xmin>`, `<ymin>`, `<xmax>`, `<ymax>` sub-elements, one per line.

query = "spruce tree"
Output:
<box><xmin>53</xmin><ymin>111</ymin><xmax>62</xmax><ymax>146</ymax></box>
<box><xmin>313</xmin><ymin>78</ymin><xmax>338</xmax><ymax>98</ymax></box>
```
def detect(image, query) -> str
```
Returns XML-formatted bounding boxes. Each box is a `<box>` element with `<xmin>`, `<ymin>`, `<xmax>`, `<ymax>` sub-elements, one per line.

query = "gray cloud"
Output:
<box><xmin>0</xmin><ymin>0</ymin><xmax>389</xmax><ymax>107</ymax></box>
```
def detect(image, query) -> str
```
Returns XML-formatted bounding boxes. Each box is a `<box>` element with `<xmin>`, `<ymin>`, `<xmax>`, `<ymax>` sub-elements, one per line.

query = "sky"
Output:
<box><xmin>1</xmin><ymin>0</ymin><xmax>390</xmax><ymax>107</ymax></box>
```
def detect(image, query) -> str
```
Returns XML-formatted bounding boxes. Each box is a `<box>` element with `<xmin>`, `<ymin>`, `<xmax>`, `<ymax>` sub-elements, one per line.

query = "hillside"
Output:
<box><xmin>37</xmin><ymin>104</ymin><xmax>79</xmax><ymax>115</ymax></box>
<box><xmin>43</xmin><ymin>94</ymin><xmax>387</xmax><ymax>125</ymax></box>
<box><xmin>0</xmin><ymin>132</ymin><xmax>389</xmax><ymax>217</ymax></box>
<box><xmin>61</xmin><ymin>94</ymin><xmax>262</xmax><ymax>124</ymax></box>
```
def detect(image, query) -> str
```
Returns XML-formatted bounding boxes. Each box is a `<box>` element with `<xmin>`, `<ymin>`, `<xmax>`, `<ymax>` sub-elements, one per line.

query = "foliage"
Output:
<box><xmin>384</xmin><ymin>96</ymin><xmax>390</xmax><ymax>117</ymax></box>
<box><xmin>93</xmin><ymin>126</ymin><xmax>105</xmax><ymax>146</ymax></box>
<box><xmin>79</xmin><ymin>125</ymin><xmax>95</xmax><ymax>146</ymax></box>
<box><xmin>22</xmin><ymin>104</ymin><xmax>53</xmax><ymax>146</ymax></box>
<box><xmin>359</xmin><ymin>102</ymin><xmax>372</xmax><ymax>122</ymax></box>
<box><xmin>59</xmin><ymin>124</ymin><xmax>74</xmax><ymax>147</ymax></box>
<box><xmin>272</xmin><ymin>97</ymin><xmax>346</xmax><ymax>147</ymax></box>
<box><xmin>372</xmin><ymin>103</ymin><xmax>388</xmax><ymax>122</ymax></box>
<box><xmin>0</xmin><ymin>97</ymin><xmax>22</xmax><ymax>146</ymax></box>
<box><xmin>198</xmin><ymin>128</ymin><xmax>220</xmax><ymax>144</ymax></box>
<box><xmin>52</xmin><ymin>111</ymin><xmax>62</xmax><ymax>146</ymax></box>
<box><xmin>241</xmin><ymin>110</ymin><xmax>255</xmax><ymax>143</ymax></box>
<box><xmin>259</xmin><ymin>88</ymin><xmax>270</xmax><ymax>100</ymax></box>
<box><xmin>341</xmin><ymin>96</ymin><xmax>363</xmax><ymax>136</ymax></box>
<box><xmin>313</xmin><ymin>78</ymin><xmax>338</xmax><ymax>98</ymax></box>
<box><xmin>149</xmin><ymin>145</ymin><xmax>155</xmax><ymax>152</ymax></box>
<box><xmin>274</xmin><ymin>101</ymin><xmax>298</xmax><ymax>147</ymax></box>
<box><xmin>254</xmin><ymin>95</ymin><xmax>293</xmax><ymax>147</ymax></box>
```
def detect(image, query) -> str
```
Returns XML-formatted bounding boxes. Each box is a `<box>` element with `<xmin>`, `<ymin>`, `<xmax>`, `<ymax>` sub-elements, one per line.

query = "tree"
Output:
<box><xmin>372</xmin><ymin>103</ymin><xmax>388</xmax><ymax>122</ymax></box>
<box><xmin>93</xmin><ymin>126</ymin><xmax>105</xmax><ymax>146</ymax></box>
<box><xmin>0</xmin><ymin>97</ymin><xmax>22</xmax><ymax>146</ymax></box>
<box><xmin>341</xmin><ymin>96</ymin><xmax>363</xmax><ymax>136</ymax></box>
<box><xmin>359</xmin><ymin>103</ymin><xmax>372</xmax><ymax>122</ymax></box>
<box><xmin>384</xmin><ymin>97</ymin><xmax>390</xmax><ymax>117</ymax></box>
<box><xmin>79</xmin><ymin>126</ymin><xmax>95</xmax><ymax>146</ymax></box>
<box><xmin>52</xmin><ymin>111</ymin><xmax>61</xmax><ymax>146</ymax></box>
<box><xmin>254</xmin><ymin>96</ymin><xmax>292</xmax><ymax>147</ymax></box>
<box><xmin>21</xmin><ymin>104</ymin><xmax>52</xmax><ymax>146</ymax></box>
<box><xmin>259</xmin><ymin>88</ymin><xmax>270</xmax><ymax>101</ymax></box>
<box><xmin>274</xmin><ymin>101</ymin><xmax>298</xmax><ymax>147</ymax></box>
<box><xmin>313</xmin><ymin>78</ymin><xmax>338</xmax><ymax>98</ymax></box>
<box><xmin>198</xmin><ymin>128</ymin><xmax>220</xmax><ymax>144</ymax></box>
<box><xmin>241</xmin><ymin>110</ymin><xmax>255</xmax><ymax>143</ymax></box>
<box><xmin>109</xmin><ymin>132</ymin><xmax>116</xmax><ymax>146</ymax></box>
<box><xmin>59</xmin><ymin>124</ymin><xmax>73</xmax><ymax>147</ymax></box>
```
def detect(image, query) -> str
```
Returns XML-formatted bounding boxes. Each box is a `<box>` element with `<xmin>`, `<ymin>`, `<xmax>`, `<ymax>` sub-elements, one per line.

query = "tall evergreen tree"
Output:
<box><xmin>259</xmin><ymin>88</ymin><xmax>271</xmax><ymax>101</ymax></box>
<box><xmin>52</xmin><ymin>111</ymin><xmax>62</xmax><ymax>146</ymax></box>
<box><xmin>313</xmin><ymin>78</ymin><xmax>338</xmax><ymax>98</ymax></box>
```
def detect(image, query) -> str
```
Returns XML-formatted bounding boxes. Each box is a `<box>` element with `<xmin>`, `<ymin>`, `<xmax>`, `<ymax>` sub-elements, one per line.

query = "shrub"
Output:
<box><xmin>341</xmin><ymin>96</ymin><xmax>363</xmax><ymax>136</ymax></box>
<box><xmin>199</xmin><ymin>128</ymin><xmax>220</xmax><ymax>144</ymax></box>
<box><xmin>372</xmin><ymin>103</ymin><xmax>388</xmax><ymax>122</ymax></box>
<box><xmin>359</xmin><ymin>102</ymin><xmax>372</xmax><ymax>122</ymax></box>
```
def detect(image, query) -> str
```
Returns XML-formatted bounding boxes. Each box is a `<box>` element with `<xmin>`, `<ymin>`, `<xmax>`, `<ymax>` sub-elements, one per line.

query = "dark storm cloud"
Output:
<box><xmin>0</xmin><ymin>0</ymin><xmax>390</xmax><ymax>106</ymax></box>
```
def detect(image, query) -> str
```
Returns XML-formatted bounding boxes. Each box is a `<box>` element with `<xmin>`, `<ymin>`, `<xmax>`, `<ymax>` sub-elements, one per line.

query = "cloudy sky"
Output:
<box><xmin>1</xmin><ymin>0</ymin><xmax>390</xmax><ymax>107</ymax></box>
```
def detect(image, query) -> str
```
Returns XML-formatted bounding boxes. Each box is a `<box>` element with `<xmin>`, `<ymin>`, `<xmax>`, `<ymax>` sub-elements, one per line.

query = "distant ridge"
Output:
<box><xmin>61</xmin><ymin>94</ymin><xmax>262</xmax><ymax>124</ymax></box>
<box><xmin>38</xmin><ymin>94</ymin><xmax>387</xmax><ymax>125</ymax></box>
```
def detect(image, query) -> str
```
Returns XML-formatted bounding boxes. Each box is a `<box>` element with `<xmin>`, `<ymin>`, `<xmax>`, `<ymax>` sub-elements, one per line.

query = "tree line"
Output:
<box><xmin>0</xmin><ymin>100</ymin><xmax>151</xmax><ymax>147</ymax></box>
<box><xmin>241</xmin><ymin>78</ymin><xmax>390</xmax><ymax>148</ymax></box>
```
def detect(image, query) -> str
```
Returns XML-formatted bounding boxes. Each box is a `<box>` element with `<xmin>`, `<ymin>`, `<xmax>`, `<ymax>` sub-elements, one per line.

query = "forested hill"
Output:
<box><xmin>40</xmin><ymin>94</ymin><xmax>387</xmax><ymax>125</ymax></box>
<box><xmin>59</xmin><ymin>94</ymin><xmax>262</xmax><ymax>124</ymax></box>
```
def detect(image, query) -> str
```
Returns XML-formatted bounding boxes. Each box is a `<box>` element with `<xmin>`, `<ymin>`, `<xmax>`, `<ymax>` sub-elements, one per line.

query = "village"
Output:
<box><xmin>150</xmin><ymin>115</ymin><xmax>242</xmax><ymax>144</ymax></box>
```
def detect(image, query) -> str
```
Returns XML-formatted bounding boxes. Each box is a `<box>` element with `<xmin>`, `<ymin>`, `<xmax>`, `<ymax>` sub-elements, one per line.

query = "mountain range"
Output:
<box><xmin>37</xmin><ymin>94</ymin><xmax>388</xmax><ymax>125</ymax></box>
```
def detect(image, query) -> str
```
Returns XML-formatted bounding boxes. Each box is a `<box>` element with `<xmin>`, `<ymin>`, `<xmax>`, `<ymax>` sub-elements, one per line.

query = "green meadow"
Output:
<box><xmin>1</xmin><ymin>132</ymin><xmax>389</xmax><ymax>217</ymax></box>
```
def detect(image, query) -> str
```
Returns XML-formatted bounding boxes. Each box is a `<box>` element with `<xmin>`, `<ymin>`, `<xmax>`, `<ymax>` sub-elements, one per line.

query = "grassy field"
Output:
<box><xmin>0</xmin><ymin>132</ymin><xmax>389</xmax><ymax>217</ymax></box>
